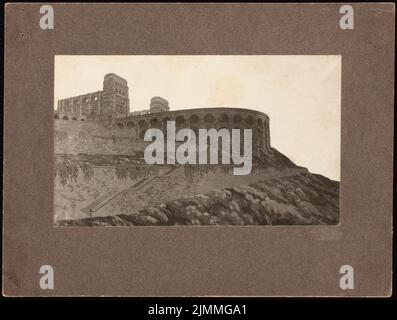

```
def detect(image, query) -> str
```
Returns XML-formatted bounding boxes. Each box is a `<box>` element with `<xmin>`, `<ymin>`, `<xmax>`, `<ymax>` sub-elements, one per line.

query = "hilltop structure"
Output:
<box><xmin>54</xmin><ymin>73</ymin><xmax>271</xmax><ymax>155</ymax></box>
<box><xmin>55</xmin><ymin>73</ymin><xmax>130</xmax><ymax>121</ymax></box>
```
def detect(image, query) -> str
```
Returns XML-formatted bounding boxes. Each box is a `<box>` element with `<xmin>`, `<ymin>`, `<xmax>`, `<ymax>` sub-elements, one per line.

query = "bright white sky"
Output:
<box><xmin>54</xmin><ymin>55</ymin><xmax>341</xmax><ymax>180</ymax></box>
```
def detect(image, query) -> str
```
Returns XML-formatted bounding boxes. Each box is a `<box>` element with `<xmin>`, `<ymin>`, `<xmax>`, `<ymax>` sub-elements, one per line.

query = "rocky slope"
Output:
<box><xmin>56</xmin><ymin>161</ymin><xmax>339</xmax><ymax>226</ymax></box>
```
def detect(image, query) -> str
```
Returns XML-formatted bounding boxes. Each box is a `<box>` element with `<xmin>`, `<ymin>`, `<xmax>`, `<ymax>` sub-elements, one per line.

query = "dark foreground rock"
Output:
<box><xmin>56</xmin><ymin>171</ymin><xmax>339</xmax><ymax>226</ymax></box>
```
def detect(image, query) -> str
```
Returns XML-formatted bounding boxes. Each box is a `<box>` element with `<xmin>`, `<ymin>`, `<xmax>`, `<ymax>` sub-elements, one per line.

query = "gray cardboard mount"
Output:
<box><xmin>3</xmin><ymin>3</ymin><xmax>394</xmax><ymax>296</ymax></box>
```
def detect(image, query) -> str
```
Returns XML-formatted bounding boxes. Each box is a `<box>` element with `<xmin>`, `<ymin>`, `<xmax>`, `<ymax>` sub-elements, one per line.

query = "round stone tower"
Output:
<box><xmin>150</xmin><ymin>96</ymin><xmax>169</xmax><ymax>113</ymax></box>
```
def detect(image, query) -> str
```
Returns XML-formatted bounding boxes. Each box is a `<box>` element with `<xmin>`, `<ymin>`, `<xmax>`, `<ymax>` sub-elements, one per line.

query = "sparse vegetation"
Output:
<box><xmin>56</xmin><ymin>171</ymin><xmax>339</xmax><ymax>226</ymax></box>
<box><xmin>54</xmin><ymin>149</ymin><xmax>339</xmax><ymax>226</ymax></box>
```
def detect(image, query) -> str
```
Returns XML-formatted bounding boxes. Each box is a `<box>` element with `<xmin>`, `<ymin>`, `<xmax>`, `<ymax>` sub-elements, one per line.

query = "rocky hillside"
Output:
<box><xmin>56</xmin><ymin>165</ymin><xmax>339</xmax><ymax>226</ymax></box>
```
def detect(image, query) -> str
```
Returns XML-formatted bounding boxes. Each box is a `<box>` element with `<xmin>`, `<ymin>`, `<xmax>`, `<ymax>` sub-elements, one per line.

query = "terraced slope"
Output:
<box><xmin>56</xmin><ymin>170</ymin><xmax>339</xmax><ymax>226</ymax></box>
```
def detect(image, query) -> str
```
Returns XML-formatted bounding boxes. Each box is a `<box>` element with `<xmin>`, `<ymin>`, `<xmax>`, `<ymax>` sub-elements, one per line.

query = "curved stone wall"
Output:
<box><xmin>114</xmin><ymin>107</ymin><xmax>271</xmax><ymax>154</ymax></box>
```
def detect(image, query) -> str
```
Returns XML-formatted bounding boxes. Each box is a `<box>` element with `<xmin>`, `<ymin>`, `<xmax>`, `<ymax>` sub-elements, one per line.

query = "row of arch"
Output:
<box><xmin>115</xmin><ymin>112</ymin><xmax>270</xmax><ymax>152</ymax></box>
<box><xmin>54</xmin><ymin>114</ymin><xmax>87</xmax><ymax>121</ymax></box>
<box><xmin>116</xmin><ymin>113</ymin><xmax>266</xmax><ymax>129</ymax></box>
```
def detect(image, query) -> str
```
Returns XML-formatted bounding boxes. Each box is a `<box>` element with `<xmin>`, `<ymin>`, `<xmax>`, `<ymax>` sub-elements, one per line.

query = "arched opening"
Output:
<box><xmin>150</xmin><ymin>118</ymin><xmax>161</xmax><ymax>130</ymax></box>
<box><xmin>54</xmin><ymin>114</ymin><xmax>59</xmax><ymax>120</ymax></box>
<box><xmin>202</xmin><ymin>114</ymin><xmax>217</xmax><ymax>162</ymax></box>
<box><xmin>190</xmin><ymin>114</ymin><xmax>200</xmax><ymax>125</ymax></box>
<box><xmin>189</xmin><ymin>114</ymin><xmax>201</xmax><ymax>136</ymax></box>
<box><xmin>204</xmin><ymin>114</ymin><xmax>215</xmax><ymax>129</ymax></box>
<box><xmin>127</xmin><ymin>121</ymin><xmax>135</xmax><ymax>128</ymax></box>
<box><xmin>80</xmin><ymin>119</ymin><xmax>85</xmax><ymax>121</ymax></box>
<box><xmin>175</xmin><ymin>115</ymin><xmax>186</xmax><ymax>132</ymax></box>
<box><xmin>233</xmin><ymin>114</ymin><xmax>242</xmax><ymax>127</ymax></box>
<box><xmin>162</xmin><ymin>117</ymin><xmax>171</xmax><ymax>127</ymax></box>
<box><xmin>117</xmin><ymin>122</ymin><xmax>124</xmax><ymax>128</ymax></box>
<box><xmin>246</xmin><ymin>115</ymin><xmax>254</xmax><ymax>127</ymax></box>
<box><xmin>72</xmin><ymin>117</ymin><xmax>77</xmax><ymax>120</ymax></box>
<box><xmin>62</xmin><ymin>116</ymin><xmax>69</xmax><ymax>120</ymax></box>
<box><xmin>219</xmin><ymin>113</ymin><xmax>229</xmax><ymax>125</ymax></box>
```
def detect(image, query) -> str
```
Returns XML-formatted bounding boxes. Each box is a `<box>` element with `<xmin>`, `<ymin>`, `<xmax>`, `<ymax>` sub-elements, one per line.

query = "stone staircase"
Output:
<box><xmin>128</xmin><ymin>166</ymin><xmax>181</xmax><ymax>191</ymax></box>
<box><xmin>80</xmin><ymin>166</ymin><xmax>182</xmax><ymax>217</ymax></box>
<box><xmin>80</xmin><ymin>190</ymin><xmax>121</xmax><ymax>217</ymax></box>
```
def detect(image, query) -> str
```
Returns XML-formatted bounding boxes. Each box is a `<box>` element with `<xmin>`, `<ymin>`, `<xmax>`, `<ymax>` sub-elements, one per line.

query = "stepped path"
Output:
<box><xmin>80</xmin><ymin>166</ymin><xmax>182</xmax><ymax>217</ymax></box>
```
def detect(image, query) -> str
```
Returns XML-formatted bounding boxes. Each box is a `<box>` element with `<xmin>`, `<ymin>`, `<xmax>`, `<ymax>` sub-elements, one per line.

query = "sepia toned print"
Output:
<box><xmin>53</xmin><ymin>55</ymin><xmax>340</xmax><ymax>226</ymax></box>
<box><xmin>4</xmin><ymin>3</ymin><xmax>393</xmax><ymax>297</ymax></box>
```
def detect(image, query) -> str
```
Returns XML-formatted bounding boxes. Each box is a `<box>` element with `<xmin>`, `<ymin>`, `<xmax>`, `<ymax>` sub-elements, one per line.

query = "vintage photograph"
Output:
<box><xmin>53</xmin><ymin>55</ymin><xmax>341</xmax><ymax>226</ymax></box>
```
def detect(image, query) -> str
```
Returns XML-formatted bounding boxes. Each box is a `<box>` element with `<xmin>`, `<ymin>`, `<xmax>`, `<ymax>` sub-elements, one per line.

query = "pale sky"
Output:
<box><xmin>54</xmin><ymin>55</ymin><xmax>341</xmax><ymax>180</ymax></box>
